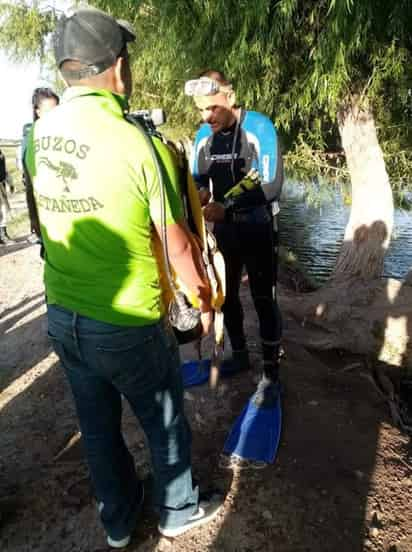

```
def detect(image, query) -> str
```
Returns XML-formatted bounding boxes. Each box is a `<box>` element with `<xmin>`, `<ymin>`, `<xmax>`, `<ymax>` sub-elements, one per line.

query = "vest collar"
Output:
<box><xmin>62</xmin><ymin>86</ymin><xmax>129</xmax><ymax>116</ymax></box>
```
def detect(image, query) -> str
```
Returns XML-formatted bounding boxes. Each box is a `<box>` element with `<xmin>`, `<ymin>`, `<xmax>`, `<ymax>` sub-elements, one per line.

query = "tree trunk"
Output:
<box><xmin>333</xmin><ymin>96</ymin><xmax>394</xmax><ymax>280</ymax></box>
<box><xmin>279</xmin><ymin>274</ymin><xmax>412</xmax><ymax>369</ymax></box>
<box><xmin>279</xmin><ymin>97</ymin><xmax>410</xmax><ymax>368</ymax></box>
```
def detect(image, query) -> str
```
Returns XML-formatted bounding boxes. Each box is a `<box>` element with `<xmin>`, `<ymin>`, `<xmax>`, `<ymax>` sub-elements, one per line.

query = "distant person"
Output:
<box><xmin>22</xmin><ymin>88</ymin><xmax>59</xmax><ymax>242</ymax></box>
<box><xmin>16</xmin><ymin>123</ymin><xmax>33</xmax><ymax>173</ymax></box>
<box><xmin>0</xmin><ymin>148</ymin><xmax>15</xmax><ymax>246</ymax></box>
<box><xmin>24</xmin><ymin>7</ymin><xmax>223</xmax><ymax>549</ymax></box>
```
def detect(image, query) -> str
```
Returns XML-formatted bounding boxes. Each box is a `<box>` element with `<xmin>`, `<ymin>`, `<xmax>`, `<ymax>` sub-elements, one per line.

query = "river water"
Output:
<box><xmin>278</xmin><ymin>180</ymin><xmax>412</xmax><ymax>284</ymax></box>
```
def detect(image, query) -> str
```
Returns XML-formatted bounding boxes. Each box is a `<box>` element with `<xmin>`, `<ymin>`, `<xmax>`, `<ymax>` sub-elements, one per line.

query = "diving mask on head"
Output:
<box><xmin>184</xmin><ymin>77</ymin><xmax>232</xmax><ymax>97</ymax></box>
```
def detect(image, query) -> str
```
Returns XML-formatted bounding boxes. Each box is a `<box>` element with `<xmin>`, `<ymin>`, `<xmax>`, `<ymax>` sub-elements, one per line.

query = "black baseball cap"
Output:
<box><xmin>54</xmin><ymin>7</ymin><xmax>135</xmax><ymax>79</ymax></box>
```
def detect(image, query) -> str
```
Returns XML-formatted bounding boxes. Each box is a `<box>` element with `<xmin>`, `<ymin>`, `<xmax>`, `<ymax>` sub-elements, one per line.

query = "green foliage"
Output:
<box><xmin>88</xmin><ymin>2</ymin><xmax>412</xmax><ymax>171</ymax></box>
<box><xmin>0</xmin><ymin>2</ymin><xmax>56</xmax><ymax>62</ymax></box>
<box><xmin>1</xmin><ymin>1</ymin><xmax>411</xmax><ymax>190</ymax></box>
<box><xmin>284</xmin><ymin>139</ymin><xmax>349</xmax><ymax>184</ymax></box>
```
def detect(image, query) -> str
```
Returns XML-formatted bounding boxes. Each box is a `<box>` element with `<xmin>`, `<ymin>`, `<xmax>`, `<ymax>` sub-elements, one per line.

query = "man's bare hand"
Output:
<box><xmin>200</xmin><ymin>311</ymin><xmax>213</xmax><ymax>336</ymax></box>
<box><xmin>199</xmin><ymin>189</ymin><xmax>211</xmax><ymax>206</ymax></box>
<box><xmin>203</xmin><ymin>202</ymin><xmax>225</xmax><ymax>222</ymax></box>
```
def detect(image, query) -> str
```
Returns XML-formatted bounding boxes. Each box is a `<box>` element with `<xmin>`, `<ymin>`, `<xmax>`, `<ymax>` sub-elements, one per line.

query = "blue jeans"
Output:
<box><xmin>47</xmin><ymin>304</ymin><xmax>198</xmax><ymax>540</ymax></box>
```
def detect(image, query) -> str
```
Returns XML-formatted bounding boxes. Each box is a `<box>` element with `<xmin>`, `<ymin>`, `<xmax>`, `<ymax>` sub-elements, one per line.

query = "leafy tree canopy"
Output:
<box><xmin>91</xmin><ymin>1</ymin><xmax>412</xmax><ymax>189</ymax></box>
<box><xmin>1</xmin><ymin>1</ymin><xmax>411</xmax><ymax>189</ymax></box>
<box><xmin>0</xmin><ymin>1</ymin><xmax>56</xmax><ymax>61</ymax></box>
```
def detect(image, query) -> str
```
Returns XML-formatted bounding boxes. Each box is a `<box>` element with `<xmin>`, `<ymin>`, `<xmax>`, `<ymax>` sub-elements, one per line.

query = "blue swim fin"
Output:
<box><xmin>181</xmin><ymin>359</ymin><xmax>210</xmax><ymax>388</ymax></box>
<box><xmin>223</xmin><ymin>379</ymin><xmax>282</xmax><ymax>463</ymax></box>
<box><xmin>181</xmin><ymin>355</ymin><xmax>246</xmax><ymax>382</ymax></box>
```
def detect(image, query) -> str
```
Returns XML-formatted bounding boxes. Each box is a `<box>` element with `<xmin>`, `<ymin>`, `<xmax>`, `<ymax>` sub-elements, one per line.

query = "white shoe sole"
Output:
<box><xmin>100</xmin><ymin>486</ymin><xmax>144</xmax><ymax>548</ymax></box>
<box><xmin>158</xmin><ymin>502</ymin><xmax>222</xmax><ymax>537</ymax></box>
<box><xmin>107</xmin><ymin>535</ymin><xmax>131</xmax><ymax>548</ymax></box>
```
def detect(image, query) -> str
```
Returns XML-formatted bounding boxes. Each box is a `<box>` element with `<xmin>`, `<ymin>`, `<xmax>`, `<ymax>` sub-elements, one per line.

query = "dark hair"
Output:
<box><xmin>59</xmin><ymin>60</ymin><xmax>91</xmax><ymax>84</ymax></box>
<box><xmin>32</xmin><ymin>88</ymin><xmax>60</xmax><ymax>121</ymax></box>
<box><xmin>198</xmin><ymin>69</ymin><xmax>231</xmax><ymax>87</ymax></box>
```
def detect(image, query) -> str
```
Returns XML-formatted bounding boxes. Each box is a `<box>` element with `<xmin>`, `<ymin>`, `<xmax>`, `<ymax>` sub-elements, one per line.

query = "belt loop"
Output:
<box><xmin>72</xmin><ymin>312</ymin><xmax>82</xmax><ymax>360</ymax></box>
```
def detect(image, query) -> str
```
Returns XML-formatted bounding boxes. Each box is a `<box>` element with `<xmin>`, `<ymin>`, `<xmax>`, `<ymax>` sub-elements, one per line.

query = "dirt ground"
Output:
<box><xmin>1</xmin><ymin>194</ymin><xmax>411</xmax><ymax>552</ymax></box>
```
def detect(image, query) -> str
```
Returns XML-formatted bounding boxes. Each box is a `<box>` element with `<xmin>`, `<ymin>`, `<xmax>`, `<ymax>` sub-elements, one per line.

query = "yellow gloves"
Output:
<box><xmin>224</xmin><ymin>169</ymin><xmax>260</xmax><ymax>199</ymax></box>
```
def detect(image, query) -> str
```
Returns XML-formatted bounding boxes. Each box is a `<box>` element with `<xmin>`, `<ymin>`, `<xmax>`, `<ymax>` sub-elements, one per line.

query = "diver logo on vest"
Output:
<box><xmin>39</xmin><ymin>157</ymin><xmax>78</xmax><ymax>192</ymax></box>
<box><xmin>35</xmin><ymin>135</ymin><xmax>104</xmax><ymax>213</ymax></box>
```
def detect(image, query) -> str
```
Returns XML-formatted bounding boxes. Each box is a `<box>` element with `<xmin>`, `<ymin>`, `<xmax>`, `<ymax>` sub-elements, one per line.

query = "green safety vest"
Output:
<box><xmin>25</xmin><ymin>86</ymin><xmax>183</xmax><ymax>326</ymax></box>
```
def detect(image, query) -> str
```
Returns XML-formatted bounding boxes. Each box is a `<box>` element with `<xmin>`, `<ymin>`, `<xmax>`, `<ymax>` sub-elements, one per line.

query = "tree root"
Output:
<box><xmin>360</xmin><ymin>362</ymin><xmax>412</xmax><ymax>435</ymax></box>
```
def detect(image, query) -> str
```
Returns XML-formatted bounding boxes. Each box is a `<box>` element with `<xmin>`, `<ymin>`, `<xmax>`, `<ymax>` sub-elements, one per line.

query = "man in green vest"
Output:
<box><xmin>25</xmin><ymin>7</ymin><xmax>223</xmax><ymax>548</ymax></box>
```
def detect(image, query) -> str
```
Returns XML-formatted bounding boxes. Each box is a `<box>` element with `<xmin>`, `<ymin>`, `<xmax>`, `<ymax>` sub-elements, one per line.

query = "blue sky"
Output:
<box><xmin>0</xmin><ymin>0</ymin><xmax>71</xmax><ymax>139</ymax></box>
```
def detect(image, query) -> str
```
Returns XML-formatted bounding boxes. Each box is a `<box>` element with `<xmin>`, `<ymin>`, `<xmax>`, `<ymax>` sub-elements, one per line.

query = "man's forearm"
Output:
<box><xmin>155</xmin><ymin>221</ymin><xmax>212</xmax><ymax>312</ymax></box>
<box><xmin>171</xmin><ymin>234</ymin><xmax>212</xmax><ymax>311</ymax></box>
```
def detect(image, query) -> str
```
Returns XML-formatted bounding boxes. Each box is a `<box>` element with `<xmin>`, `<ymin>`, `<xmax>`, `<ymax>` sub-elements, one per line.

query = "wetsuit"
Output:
<box><xmin>192</xmin><ymin>109</ymin><xmax>283</xmax><ymax>369</ymax></box>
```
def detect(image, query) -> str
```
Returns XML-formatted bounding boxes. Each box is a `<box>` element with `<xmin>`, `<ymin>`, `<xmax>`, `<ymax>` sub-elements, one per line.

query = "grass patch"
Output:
<box><xmin>8</xmin><ymin>211</ymin><xmax>30</xmax><ymax>239</ymax></box>
<box><xmin>2</xmin><ymin>144</ymin><xmax>24</xmax><ymax>193</ymax></box>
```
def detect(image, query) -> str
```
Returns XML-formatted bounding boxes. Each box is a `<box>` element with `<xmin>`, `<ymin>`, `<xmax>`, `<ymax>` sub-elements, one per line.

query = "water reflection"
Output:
<box><xmin>279</xmin><ymin>180</ymin><xmax>412</xmax><ymax>284</ymax></box>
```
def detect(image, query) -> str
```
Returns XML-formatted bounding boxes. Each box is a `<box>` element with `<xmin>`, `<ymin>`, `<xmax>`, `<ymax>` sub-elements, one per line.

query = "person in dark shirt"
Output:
<box><xmin>22</xmin><ymin>87</ymin><xmax>59</xmax><ymax>243</ymax></box>
<box><xmin>0</xmin><ymin>148</ymin><xmax>15</xmax><ymax>245</ymax></box>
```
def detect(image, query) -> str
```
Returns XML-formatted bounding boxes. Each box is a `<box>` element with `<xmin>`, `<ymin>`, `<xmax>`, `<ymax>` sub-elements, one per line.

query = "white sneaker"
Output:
<box><xmin>158</xmin><ymin>491</ymin><xmax>224</xmax><ymax>538</ymax></box>
<box><xmin>107</xmin><ymin>535</ymin><xmax>131</xmax><ymax>549</ymax></box>
<box><xmin>99</xmin><ymin>486</ymin><xmax>144</xmax><ymax>549</ymax></box>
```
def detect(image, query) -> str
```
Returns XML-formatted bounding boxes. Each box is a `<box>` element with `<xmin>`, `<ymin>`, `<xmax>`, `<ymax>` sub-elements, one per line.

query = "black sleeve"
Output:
<box><xmin>195</xmin><ymin>146</ymin><xmax>210</xmax><ymax>190</ymax></box>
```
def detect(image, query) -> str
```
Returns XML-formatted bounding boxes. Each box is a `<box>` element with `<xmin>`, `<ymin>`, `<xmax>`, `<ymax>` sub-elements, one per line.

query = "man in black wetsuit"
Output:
<box><xmin>186</xmin><ymin>69</ymin><xmax>284</xmax><ymax>384</ymax></box>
